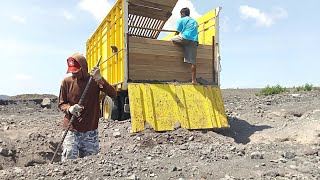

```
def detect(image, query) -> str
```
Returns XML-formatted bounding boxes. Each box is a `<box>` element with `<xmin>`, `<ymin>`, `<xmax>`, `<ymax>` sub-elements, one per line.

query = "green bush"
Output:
<box><xmin>258</xmin><ymin>84</ymin><xmax>287</xmax><ymax>96</ymax></box>
<box><xmin>314</xmin><ymin>87</ymin><xmax>320</xmax><ymax>91</ymax></box>
<box><xmin>296</xmin><ymin>83</ymin><xmax>313</xmax><ymax>91</ymax></box>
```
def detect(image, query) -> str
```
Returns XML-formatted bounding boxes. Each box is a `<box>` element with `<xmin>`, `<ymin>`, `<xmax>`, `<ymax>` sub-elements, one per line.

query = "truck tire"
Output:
<box><xmin>118</xmin><ymin>91</ymin><xmax>131</xmax><ymax>120</ymax></box>
<box><xmin>102</xmin><ymin>96</ymin><xmax>119</xmax><ymax>120</ymax></box>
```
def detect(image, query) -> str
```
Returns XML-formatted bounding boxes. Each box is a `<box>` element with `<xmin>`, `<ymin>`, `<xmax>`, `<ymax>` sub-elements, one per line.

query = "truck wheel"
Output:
<box><xmin>118</xmin><ymin>91</ymin><xmax>131</xmax><ymax>120</ymax></box>
<box><xmin>102</xmin><ymin>96</ymin><xmax>119</xmax><ymax>120</ymax></box>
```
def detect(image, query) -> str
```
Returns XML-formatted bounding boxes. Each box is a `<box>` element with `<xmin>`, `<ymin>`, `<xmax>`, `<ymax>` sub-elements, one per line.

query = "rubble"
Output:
<box><xmin>250</xmin><ymin>152</ymin><xmax>264</xmax><ymax>159</ymax></box>
<box><xmin>0</xmin><ymin>89</ymin><xmax>319</xmax><ymax>179</ymax></box>
<box><xmin>40</xmin><ymin>98</ymin><xmax>51</xmax><ymax>109</ymax></box>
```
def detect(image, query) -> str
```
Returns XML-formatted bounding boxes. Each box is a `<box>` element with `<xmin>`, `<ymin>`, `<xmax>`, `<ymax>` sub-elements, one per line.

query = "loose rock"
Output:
<box><xmin>126</xmin><ymin>174</ymin><xmax>139</xmax><ymax>180</ymax></box>
<box><xmin>250</xmin><ymin>152</ymin><xmax>264</xmax><ymax>159</ymax></box>
<box><xmin>283</xmin><ymin>152</ymin><xmax>296</xmax><ymax>159</ymax></box>
<box><xmin>40</xmin><ymin>98</ymin><xmax>51</xmax><ymax>109</ymax></box>
<box><xmin>113</xmin><ymin>132</ymin><xmax>121</xmax><ymax>138</ymax></box>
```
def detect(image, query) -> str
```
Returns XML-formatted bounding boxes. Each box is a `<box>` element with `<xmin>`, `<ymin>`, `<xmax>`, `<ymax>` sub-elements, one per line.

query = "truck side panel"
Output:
<box><xmin>86</xmin><ymin>0</ymin><xmax>126</xmax><ymax>90</ymax></box>
<box><xmin>128</xmin><ymin>37</ymin><xmax>214</xmax><ymax>83</ymax></box>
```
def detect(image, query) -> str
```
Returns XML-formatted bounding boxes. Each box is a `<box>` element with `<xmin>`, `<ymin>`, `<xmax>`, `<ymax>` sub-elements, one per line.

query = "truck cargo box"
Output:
<box><xmin>85</xmin><ymin>0</ymin><xmax>228</xmax><ymax>132</ymax></box>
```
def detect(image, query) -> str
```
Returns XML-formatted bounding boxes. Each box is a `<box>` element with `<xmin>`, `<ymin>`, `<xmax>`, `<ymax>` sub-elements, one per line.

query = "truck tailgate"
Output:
<box><xmin>128</xmin><ymin>83</ymin><xmax>228</xmax><ymax>132</ymax></box>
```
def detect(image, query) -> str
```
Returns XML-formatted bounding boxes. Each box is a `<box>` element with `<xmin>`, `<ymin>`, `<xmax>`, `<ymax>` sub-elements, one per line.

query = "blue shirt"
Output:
<box><xmin>176</xmin><ymin>16</ymin><xmax>198</xmax><ymax>42</ymax></box>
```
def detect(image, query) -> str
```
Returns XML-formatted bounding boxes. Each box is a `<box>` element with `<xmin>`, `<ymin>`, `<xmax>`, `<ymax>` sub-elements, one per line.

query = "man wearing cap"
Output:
<box><xmin>171</xmin><ymin>7</ymin><xmax>199</xmax><ymax>84</ymax></box>
<box><xmin>58</xmin><ymin>53</ymin><xmax>117</xmax><ymax>161</ymax></box>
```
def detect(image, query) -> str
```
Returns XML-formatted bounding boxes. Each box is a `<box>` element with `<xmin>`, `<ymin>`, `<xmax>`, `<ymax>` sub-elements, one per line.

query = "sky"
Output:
<box><xmin>0</xmin><ymin>0</ymin><xmax>319</xmax><ymax>96</ymax></box>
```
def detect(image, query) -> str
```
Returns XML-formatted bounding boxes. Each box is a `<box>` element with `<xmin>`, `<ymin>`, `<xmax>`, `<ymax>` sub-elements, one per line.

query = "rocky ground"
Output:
<box><xmin>0</xmin><ymin>89</ymin><xmax>319</xmax><ymax>180</ymax></box>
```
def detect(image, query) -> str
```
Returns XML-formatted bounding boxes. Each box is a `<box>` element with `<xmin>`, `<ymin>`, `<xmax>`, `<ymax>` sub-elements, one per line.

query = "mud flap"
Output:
<box><xmin>128</xmin><ymin>83</ymin><xmax>229</xmax><ymax>132</ymax></box>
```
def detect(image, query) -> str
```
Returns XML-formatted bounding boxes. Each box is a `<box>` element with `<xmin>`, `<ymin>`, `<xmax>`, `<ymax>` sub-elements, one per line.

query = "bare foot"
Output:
<box><xmin>191</xmin><ymin>81</ymin><xmax>198</xmax><ymax>85</ymax></box>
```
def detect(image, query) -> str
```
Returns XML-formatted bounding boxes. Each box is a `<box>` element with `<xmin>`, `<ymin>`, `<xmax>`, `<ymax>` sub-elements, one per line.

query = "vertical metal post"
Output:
<box><xmin>212</xmin><ymin>36</ymin><xmax>216</xmax><ymax>85</ymax></box>
<box><xmin>123</xmin><ymin>0</ymin><xmax>129</xmax><ymax>89</ymax></box>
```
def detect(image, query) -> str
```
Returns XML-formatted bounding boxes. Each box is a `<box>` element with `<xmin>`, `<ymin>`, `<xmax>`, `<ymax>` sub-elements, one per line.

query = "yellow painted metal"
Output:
<box><xmin>128</xmin><ymin>83</ymin><xmax>229</xmax><ymax>132</ymax></box>
<box><xmin>103</xmin><ymin>102</ymin><xmax>110</xmax><ymax>119</ymax></box>
<box><xmin>198</xmin><ymin>9</ymin><xmax>216</xmax><ymax>45</ymax></box>
<box><xmin>162</xmin><ymin>9</ymin><xmax>216</xmax><ymax>45</ymax></box>
<box><xmin>86</xmin><ymin>0</ymin><xmax>125</xmax><ymax>90</ymax></box>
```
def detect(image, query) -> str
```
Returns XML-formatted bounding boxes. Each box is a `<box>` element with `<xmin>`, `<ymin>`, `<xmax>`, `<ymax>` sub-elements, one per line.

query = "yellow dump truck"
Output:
<box><xmin>86</xmin><ymin>0</ymin><xmax>229</xmax><ymax>132</ymax></box>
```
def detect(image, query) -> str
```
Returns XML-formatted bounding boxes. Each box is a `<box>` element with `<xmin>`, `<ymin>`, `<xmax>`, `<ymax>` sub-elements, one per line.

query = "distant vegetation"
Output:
<box><xmin>257</xmin><ymin>84</ymin><xmax>288</xmax><ymax>96</ymax></box>
<box><xmin>295</xmin><ymin>83</ymin><xmax>313</xmax><ymax>91</ymax></box>
<box><xmin>257</xmin><ymin>83</ymin><xmax>319</xmax><ymax>96</ymax></box>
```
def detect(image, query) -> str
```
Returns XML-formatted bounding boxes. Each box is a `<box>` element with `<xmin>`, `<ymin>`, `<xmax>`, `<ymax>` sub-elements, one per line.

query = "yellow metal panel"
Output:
<box><xmin>197</xmin><ymin>9</ymin><xmax>215</xmax><ymax>26</ymax></box>
<box><xmin>128</xmin><ymin>84</ymin><xmax>145</xmax><ymax>132</ymax></box>
<box><xmin>128</xmin><ymin>83</ymin><xmax>228</xmax><ymax>132</ymax></box>
<box><xmin>162</xmin><ymin>9</ymin><xmax>216</xmax><ymax>45</ymax></box>
<box><xmin>198</xmin><ymin>19</ymin><xmax>215</xmax><ymax>32</ymax></box>
<box><xmin>86</xmin><ymin>0</ymin><xmax>125</xmax><ymax>89</ymax></box>
<box><xmin>161</xmin><ymin>32</ymin><xmax>175</xmax><ymax>41</ymax></box>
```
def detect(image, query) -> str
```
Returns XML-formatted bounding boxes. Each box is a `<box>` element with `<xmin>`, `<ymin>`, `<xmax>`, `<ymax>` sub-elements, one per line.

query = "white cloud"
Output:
<box><xmin>239</xmin><ymin>5</ymin><xmax>272</xmax><ymax>27</ymax></box>
<box><xmin>239</xmin><ymin>5</ymin><xmax>288</xmax><ymax>27</ymax></box>
<box><xmin>63</xmin><ymin>10</ymin><xmax>75</xmax><ymax>20</ymax></box>
<box><xmin>78</xmin><ymin>0</ymin><xmax>114</xmax><ymax>21</ymax></box>
<box><xmin>163</xmin><ymin>0</ymin><xmax>201</xmax><ymax>31</ymax></box>
<box><xmin>11</xmin><ymin>15</ymin><xmax>27</xmax><ymax>24</ymax></box>
<box><xmin>16</xmin><ymin>74</ymin><xmax>32</xmax><ymax>80</ymax></box>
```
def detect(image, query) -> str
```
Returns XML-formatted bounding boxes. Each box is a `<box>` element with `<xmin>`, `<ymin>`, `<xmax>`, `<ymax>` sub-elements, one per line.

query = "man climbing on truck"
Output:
<box><xmin>58</xmin><ymin>53</ymin><xmax>117</xmax><ymax>161</ymax></box>
<box><xmin>171</xmin><ymin>7</ymin><xmax>199</xmax><ymax>84</ymax></box>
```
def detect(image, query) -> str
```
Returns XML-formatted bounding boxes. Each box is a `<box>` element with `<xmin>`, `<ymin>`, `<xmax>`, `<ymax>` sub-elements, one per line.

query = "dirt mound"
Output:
<box><xmin>9</xmin><ymin>94</ymin><xmax>57</xmax><ymax>101</ymax></box>
<box><xmin>0</xmin><ymin>95</ymin><xmax>9</xmax><ymax>100</ymax></box>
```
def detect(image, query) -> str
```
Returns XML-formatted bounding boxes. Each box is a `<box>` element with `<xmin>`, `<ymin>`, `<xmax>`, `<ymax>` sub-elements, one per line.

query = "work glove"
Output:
<box><xmin>90</xmin><ymin>67</ymin><xmax>102</xmax><ymax>81</ymax></box>
<box><xmin>68</xmin><ymin>104</ymin><xmax>84</xmax><ymax>117</ymax></box>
